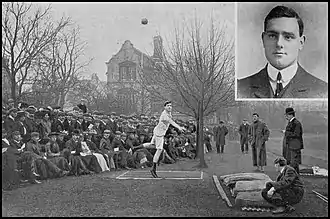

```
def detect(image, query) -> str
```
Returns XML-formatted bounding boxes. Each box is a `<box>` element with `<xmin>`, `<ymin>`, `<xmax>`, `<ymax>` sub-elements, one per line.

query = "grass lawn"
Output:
<box><xmin>2</xmin><ymin>135</ymin><xmax>328</xmax><ymax>217</ymax></box>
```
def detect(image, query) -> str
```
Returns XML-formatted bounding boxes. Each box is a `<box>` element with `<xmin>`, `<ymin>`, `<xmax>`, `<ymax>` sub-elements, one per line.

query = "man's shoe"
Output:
<box><xmin>272</xmin><ymin>206</ymin><xmax>286</xmax><ymax>214</ymax></box>
<box><xmin>29</xmin><ymin>179</ymin><xmax>42</xmax><ymax>184</ymax></box>
<box><xmin>33</xmin><ymin>172</ymin><xmax>40</xmax><ymax>177</ymax></box>
<box><xmin>150</xmin><ymin>170</ymin><xmax>159</xmax><ymax>178</ymax></box>
<box><xmin>285</xmin><ymin>205</ymin><xmax>295</xmax><ymax>213</ymax></box>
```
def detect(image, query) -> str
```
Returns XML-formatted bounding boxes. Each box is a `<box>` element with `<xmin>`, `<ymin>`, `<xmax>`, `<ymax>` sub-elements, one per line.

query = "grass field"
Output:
<box><xmin>2</xmin><ymin>135</ymin><xmax>328</xmax><ymax>217</ymax></box>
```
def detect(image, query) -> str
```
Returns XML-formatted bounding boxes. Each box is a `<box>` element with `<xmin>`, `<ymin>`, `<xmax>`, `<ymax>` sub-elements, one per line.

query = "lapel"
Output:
<box><xmin>278</xmin><ymin>64</ymin><xmax>311</xmax><ymax>98</ymax></box>
<box><xmin>250</xmin><ymin>66</ymin><xmax>274</xmax><ymax>98</ymax></box>
<box><xmin>276</xmin><ymin>166</ymin><xmax>287</xmax><ymax>181</ymax></box>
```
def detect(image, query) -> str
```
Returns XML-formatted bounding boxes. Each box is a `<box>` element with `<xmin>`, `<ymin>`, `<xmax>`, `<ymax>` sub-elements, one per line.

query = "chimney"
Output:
<box><xmin>153</xmin><ymin>35</ymin><xmax>163</xmax><ymax>60</ymax></box>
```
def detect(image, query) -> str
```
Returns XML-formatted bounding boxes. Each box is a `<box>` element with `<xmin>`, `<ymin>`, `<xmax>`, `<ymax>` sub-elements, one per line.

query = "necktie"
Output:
<box><xmin>275</xmin><ymin>72</ymin><xmax>283</xmax><ymax>97</ymax></box>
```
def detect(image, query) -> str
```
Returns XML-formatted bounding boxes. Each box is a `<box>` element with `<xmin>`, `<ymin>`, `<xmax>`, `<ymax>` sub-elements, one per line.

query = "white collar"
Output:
<box><xmin>2</xmin><ymin>138</ymin><xmax>9</xmax><ymax>145</ymax></box>
<box><xmin>267</xmin><ymin>62</ymin><xmax>298</xmax><ymax>84</ymax></box>
<box><xmin>289</xmin><ymin>117</ymin><xmax>295</xmax><ymax>122</ymax></box>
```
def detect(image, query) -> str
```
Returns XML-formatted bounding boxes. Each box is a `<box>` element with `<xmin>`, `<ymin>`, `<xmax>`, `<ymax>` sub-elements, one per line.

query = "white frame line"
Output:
<box><xmin>117</xmin><ymin>177</ymin><xmax>201</xmax><ymax>180</ymax></box>
<box><xmin>115</xmin><ymin>170</ymin><xmax>130</xmax><ymax>179</ymax></box>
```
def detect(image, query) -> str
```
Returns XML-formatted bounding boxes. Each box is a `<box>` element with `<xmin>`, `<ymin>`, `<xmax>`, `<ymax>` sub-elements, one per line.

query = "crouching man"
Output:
<box><xmin>261</xmin><ymin>157</ymin><xmax>304</xmax><ymax>214</ymax></box>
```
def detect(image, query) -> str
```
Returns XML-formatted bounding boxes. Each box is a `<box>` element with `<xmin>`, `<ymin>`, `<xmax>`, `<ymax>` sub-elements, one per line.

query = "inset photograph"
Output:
<box><xmin>236</xmin><ymin>2</ymin><xmax>328</xmax><ymax>99</ymax></box>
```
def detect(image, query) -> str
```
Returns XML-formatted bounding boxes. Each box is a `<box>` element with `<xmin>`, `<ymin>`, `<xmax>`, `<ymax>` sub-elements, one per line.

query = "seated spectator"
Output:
<box><xmin>45</xmin><ymin>132</ymin><xmax>70</xmax><ymax>171</ymax></box>
<box><xmin>83</xmin><ymin>131</ymin><xmax>110</xmax><ymax>172</ymax></box>
<box><xmin>99</xmin><ymin>129</ymin><xmax>116</xmax><ymax>169</ymax></box>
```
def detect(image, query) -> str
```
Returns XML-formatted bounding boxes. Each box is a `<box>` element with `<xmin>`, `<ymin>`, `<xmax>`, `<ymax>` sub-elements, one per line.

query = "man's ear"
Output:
<box><xmin>261</xmin><ymin>32</ymin><xmax>266</xmax><ymax>48</ymax></box>
<box><xmin>299</xmin><ymin>35</ymin><xmax>306</xmax><ymax>51</ymax></box>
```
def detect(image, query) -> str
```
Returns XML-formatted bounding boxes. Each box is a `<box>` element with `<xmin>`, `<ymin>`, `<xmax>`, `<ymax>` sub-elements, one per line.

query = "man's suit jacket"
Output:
<box><xmin>111</xmin><ymin>138</ymin><xmax>126</xmax><ymax>151</ymax></box>
<box><xmin>237</xmin><ymin>64</ymin><xmax>328</xmax><ymax>98</ymax></box>
<box><xmin>284</xmin><ymin>118</ymin><xmax>304</xmax><ymax>150</ymax></box>
<box><xmin>271</xmin><ymin>165</ymin><xmax>304</xmax><ymax>191</ymax></box>
<box><xmin>4</xmin><ymin>116</ymin><xmax>18</xmax><ymax>133</ymax></box>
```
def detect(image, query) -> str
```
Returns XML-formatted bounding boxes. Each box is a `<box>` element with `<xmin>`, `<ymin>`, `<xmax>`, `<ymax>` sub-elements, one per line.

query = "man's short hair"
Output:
<box><xmin>274</xmin><ymin>157</ymin><xmax>287</xmax><ymax>166</ymax></box>
<box><xmin>252</xmin><ymin>113</ymin><xmax>259</xmax><ymax>117</ymax></box>
<box><xmin>164</xmin><ymin>101</ymin><xmax>172</xmax><ymax>107</ymax></box>
<box><xmin>264</xmin><ymin>5</ymin><xmax>304</xmax><ymax>37</ymax></box>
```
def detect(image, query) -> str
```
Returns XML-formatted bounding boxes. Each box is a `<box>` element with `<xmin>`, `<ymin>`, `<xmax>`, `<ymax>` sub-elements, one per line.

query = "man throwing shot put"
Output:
<box><xmin>150</xmin><ymin>101</ymin><xmax>185</xmax><ymax>178</ymax></box>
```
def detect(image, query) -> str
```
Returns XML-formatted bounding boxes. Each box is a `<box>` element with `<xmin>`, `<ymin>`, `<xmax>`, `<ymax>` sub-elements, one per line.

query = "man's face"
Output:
<box><xmin>73</xmin><ymin>134</ymin><xmax>80</xmax><ymax>141</ymax></box>
<box><xmin>285</xmin><ymin>114</ymin><xmax>293</xmax><ymax>121</ymax></box>
<box><xmin>243</xmin><ymin>120</ymin><xmax>247</xmax><ymax>125</ymax></box>
<box><xmin>58</xmin><ymin>135</ymin><xmax>64</xmax><ymax>141</ymax></box>
<box><xmin>262</xmin><ymin>17</ymin><xmax>305</xmax><ymax>70</ymax></box>
<box><xmin>50</xmin><ymin>135</ymin><xmax>57</xmax><ymax>142</ymax></box>
<box><xmin>164</xmin><ymin>103</ymin><xmax>172</xmax><ymax>112</ymax></box>
<box><xmin>19</xmin><ymin>116</ymin><xmax>26</xmax><ymax>122</ymax></box>
<box><xmin>11</xmin><ymin>112</ymin><xmax>17</xmax><ymax>118</ymax></box>
<box><xmin>120</xmin><ymin>135</ymin><xmax>126</xmax><ymax>141</ymax></box>
<box><xmin>32</xmin><ymin>136</ymin><xmax>40</xmax><ymax>142</ymax></box>
<box><xmin>275</xmin><ymin>163</ymin><xmax>280</xmax><ymax>172</ymax></box>
<box><xmin>13</xmin><ymin>134</ymin><xmax>21</xmax><ymax>141</ymax></box>
<box><xmin>103</xmin><ymin>133</ymin><xmax>110</xmax><ymax>139</ymax></box>
<box><xmin>252</xmin><ymin>115</ymin><xmax>259</xmax><ymax>122</ymax></box>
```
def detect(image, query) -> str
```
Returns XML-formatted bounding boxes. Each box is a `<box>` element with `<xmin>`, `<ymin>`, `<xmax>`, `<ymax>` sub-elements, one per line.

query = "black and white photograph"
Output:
<box><xmin>236</xmin><ymin>2</ymin><xmax>328</xmax><ymax>99</ymax></box>
<box><xmin>2</xmin><ymin>2</ymin><xmax>328</xmax><ymax>217</ymax></box>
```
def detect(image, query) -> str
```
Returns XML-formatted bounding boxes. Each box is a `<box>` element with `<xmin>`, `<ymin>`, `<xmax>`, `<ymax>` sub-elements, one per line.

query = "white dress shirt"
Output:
<box><xmin>267</xmin><ymin>62</ymin><xmax>298</xmax><ymax>94</ymax></box>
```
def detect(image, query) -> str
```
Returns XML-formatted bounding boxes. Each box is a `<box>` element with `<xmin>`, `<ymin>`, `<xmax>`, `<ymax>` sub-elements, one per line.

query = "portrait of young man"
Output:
<box><xmin>236</xmin><ymin>3</ymin><xmax>328</xmax><ymax>99</ymax></box>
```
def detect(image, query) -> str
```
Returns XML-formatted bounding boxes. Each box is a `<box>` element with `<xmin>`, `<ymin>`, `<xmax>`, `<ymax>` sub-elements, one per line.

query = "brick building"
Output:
<box><xmin>105</xmin><ymin>36</ymin><xmax>164</xmax><ymax>115</ymax></box>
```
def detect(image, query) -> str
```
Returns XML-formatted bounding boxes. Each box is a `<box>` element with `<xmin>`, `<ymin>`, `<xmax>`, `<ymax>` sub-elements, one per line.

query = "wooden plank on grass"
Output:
<box><xmin>213</xmin><ymin>175</ymin><xmax>233</xmax><ymax>207</ymax></box>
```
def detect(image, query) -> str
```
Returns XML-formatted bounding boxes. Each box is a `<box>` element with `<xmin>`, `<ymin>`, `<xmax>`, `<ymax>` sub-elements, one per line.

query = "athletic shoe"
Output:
<box><xmin>150</xmin><ymin>170</ymin><xmax>159</xmax><ymax>178</ymax></box>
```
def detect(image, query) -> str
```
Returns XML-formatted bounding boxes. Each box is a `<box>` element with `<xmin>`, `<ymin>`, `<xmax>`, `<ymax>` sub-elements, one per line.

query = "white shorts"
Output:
<box><xmin>151</xmin><ymin>135</ymin><xmax>164</xmax><ymax>150</ymax></box>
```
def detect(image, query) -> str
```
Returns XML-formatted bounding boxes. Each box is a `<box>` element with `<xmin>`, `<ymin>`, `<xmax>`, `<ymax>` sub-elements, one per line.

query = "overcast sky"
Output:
<box><xmin>44</xmin><ymin>2</ymin><xmax>235</xmax><ymax>81</ymax></box>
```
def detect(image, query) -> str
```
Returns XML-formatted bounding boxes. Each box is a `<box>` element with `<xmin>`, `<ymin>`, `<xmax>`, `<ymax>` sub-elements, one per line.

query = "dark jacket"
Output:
<box><xmin>271</xmin><ymin>165</ymin><xmax>304</xmax><ymax>191</ymax></box>
<box><xmin>111</xmin><ymin>138</ymin><xmax>126</xmax><ymax>151</ymax></box>
<box><xmin>214</xmin><ymin>125</ymin><xmax>228</xmax><ymax>145</ymax></box>
<box><xmin>237</xmin><ymin>64</ymin><xmax>328</xmax><ymax>99</ymax></box>
<box><xmin>4</xmin><ymin>116</ymin><xmax>18</xmax><ymax>133</ymax></box>
<box><xmin>284</xmin><ymin>118</ymin><xmax>304</xmax><ymax>150</ymax></box>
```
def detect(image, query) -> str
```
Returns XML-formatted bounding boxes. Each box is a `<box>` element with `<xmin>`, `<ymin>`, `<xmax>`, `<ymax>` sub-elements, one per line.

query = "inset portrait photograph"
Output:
<box><xmin>236</xmin><ymin>3</ymin><xmax>328</xmax><ymax>99</ymax></box>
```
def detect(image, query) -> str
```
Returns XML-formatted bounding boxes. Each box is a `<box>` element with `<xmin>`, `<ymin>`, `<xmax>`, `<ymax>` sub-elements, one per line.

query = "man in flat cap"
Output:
<box><xmin>248</xmin><ymin>113</ymin><xmax>270</xmax><ymax>172</ymax></box>
<box><xmin>214</xmin><ymin>120</ymin><xmax>229</xmax><ymax>154</ymax></box>
<box><xmin>238</xmin><ymin>119</ymin><xmax>250</xmax><ymax>154</ymax></box>
<box><xmin>3</xmin><ymin>108</ymin><xmax>18</xmax><ymax>133</ymax></box>
<box><xmin>77</xmin><ymin>99</ymin><xmax>87</xmax><ymax>114</ymax></box>
<box><xmin>283</xmin><ymin>107</ymin><xmax>303</xmax><ymax>174</ymax></box>
<box><xmin>261</xmin><ymin>157</ymin><xmax>304</xmax><ymax>214</ymax></box>
<box><xmin>16</xmin><ymin>111</ymin><xmax>29</xmax><ymax>143</ymax></box>
<box><xmin>111</xmin><ymin>131</ymin><xmax>131</xmax><ymax>169</ymax></box>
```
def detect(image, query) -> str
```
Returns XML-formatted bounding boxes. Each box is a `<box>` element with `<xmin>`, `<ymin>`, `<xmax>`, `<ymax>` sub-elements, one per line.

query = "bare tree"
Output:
<box><xmin>2</xmin><ymin>2</ymin><xmax>70</xmax><ymax>106</ymax></box>
<box><xmin>138</xmin><ymin>15</ymin><xmax>235</xmax><ymax>168</ymax></box>
<box><xmin>68</xmin><ymin>74</ymin><xmax>118</xmax><ymax>113</ymax></box>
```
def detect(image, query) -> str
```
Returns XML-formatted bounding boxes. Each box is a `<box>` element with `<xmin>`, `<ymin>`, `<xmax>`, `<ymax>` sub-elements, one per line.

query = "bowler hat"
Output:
<box><xmin>285</xmin><ymin>107</ymin><xmax>295</xmax><ymax>115</ymax></box>
<box><xmin>115</xmin><ymin>131</ymin><xmax>121</xmax><ymax>135</ymax></box>
<box><xmin>8</xmin><ymin>98</ymin><xmax>14</xmax><ymax>103</ymax></box>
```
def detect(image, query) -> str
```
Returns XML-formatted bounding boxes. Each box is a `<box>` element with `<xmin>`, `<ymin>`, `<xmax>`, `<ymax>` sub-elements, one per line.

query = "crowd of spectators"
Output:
<box><xmin>2</xmin><ymin>99</ymin><xmax>199</xmax><ymax>190</ymax></box>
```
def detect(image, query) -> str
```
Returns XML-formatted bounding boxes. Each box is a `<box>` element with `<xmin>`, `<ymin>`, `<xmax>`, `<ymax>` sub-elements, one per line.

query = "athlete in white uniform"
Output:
<box><xmin>150</xmin><ymin>101</ymin><xmax>185</xmax><ymax>178</ymax></box>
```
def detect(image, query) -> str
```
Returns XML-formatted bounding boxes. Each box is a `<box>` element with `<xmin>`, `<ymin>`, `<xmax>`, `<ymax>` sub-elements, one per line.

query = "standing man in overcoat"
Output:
<box><xmin>283</xmin><ymin>107</ymin><xmax>303</xmax><ymax>174</ymax></box>
<box><xmin>238</xmin><ymin>118</ymin><xmax>250</xmax><ymax>154</ymax></box>
<box><xmin>248</xmin><ymin>113</ymin><xmax>270</xmax><ymax>172</ymax></box>
<box><xmin>214</xmin><ymin>120</ymin><xmax>229</xmax><ymax>154</ymax></box>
